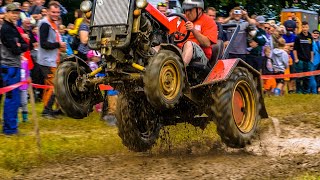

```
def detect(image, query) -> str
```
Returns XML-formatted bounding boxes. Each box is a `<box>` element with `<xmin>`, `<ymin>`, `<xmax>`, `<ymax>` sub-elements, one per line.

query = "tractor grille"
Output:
<box><xmin>93</xmin><ymin>0</ymin><xmax>130</xmax><ymax>26</ymax></box>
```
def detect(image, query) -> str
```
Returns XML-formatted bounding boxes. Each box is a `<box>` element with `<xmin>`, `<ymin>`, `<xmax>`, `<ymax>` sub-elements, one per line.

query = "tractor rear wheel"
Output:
<box><xmin>144</xmin><ymin>50</ymin><xmax>185</xmax><ymax>109</ymax></box>
<box><xmin>54</xmin><ymin>61</ymin><xmax>98</xmax><ymax>119</ymax></box>
<box><xmin>211</xmin><ymin>67</ymin><xmax>261</xmax><ymax>148</ymax></box>
<box><xmin>116</xmin><ymin>92</ymin><xmax>161</xmax><ymax>152</ymax></box>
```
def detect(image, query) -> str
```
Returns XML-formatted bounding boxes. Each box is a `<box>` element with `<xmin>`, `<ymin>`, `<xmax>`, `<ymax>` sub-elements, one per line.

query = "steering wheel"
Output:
<box><xmin>167</xmin><ymin>13</ymin><xmax>191</xmax><ymax>43</ymax></box>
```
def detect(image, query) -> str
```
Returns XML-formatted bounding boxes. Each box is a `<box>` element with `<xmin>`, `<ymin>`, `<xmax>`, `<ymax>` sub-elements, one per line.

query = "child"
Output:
<box><xmin>59</xmin><ymin>24</ymin><xmax>73</xmax><ymax>57</ymax></box>
<box><xmin>246</xmin><ymin>38</ymin><xmax>263</xmax><ymax>71</ymax></box>
<box><xmin>271</xmin><ymin>38</ymin><xmax>289</xmax><ymax>96</ymax></box>
<box><xmin>20</xmin><ymin>56</ymin><xmax>30</xmax><ymax>122</ymax></box>
<box><xmin>87</xmin><ymin>50</ymin><xmax>118</xmax><ymax>126</ymax></box>
<box><xmin>87</xmin><ymin>50</ymin><xmax>102</xmax><ymax>112</ymax></box>
<box><xmin>283</xmin><ymin>45</ymin><xmax>295</xmax><ymax>94</ymax></box>
<box><xmin>261</xmin><ymin>46</ymin><xmax>276</xmax><ymax>95</ymax></box>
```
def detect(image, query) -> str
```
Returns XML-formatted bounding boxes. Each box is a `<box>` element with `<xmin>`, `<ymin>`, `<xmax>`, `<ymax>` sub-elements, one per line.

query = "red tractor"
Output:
<box><xmin>54</xmin><ymin>0</ymin><xmax>268</xmax><ymax>152</ymax></box>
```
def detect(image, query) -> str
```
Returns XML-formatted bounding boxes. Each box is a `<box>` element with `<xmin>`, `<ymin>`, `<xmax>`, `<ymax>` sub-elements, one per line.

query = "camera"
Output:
<box><xmin>234</xmin><ymin>10</ymin><xmax>242</xmax><ymax>15</ymax></box>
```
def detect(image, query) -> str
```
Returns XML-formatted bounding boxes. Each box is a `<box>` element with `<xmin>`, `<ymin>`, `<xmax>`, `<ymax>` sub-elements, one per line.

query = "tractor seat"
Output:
<box><xmin>188</xmin><ymin>39</ymin><xmax>224</xmax><ymax>74</ymax></box>
<box><xmin>210</xmin><ymin>40</ymin><xmax>224</xmax><ymax>67</ymax></box>
<box><xmin>188</xmin><ymin>61</ymin><xmax>211</xmax><ymax>74</ymax></box>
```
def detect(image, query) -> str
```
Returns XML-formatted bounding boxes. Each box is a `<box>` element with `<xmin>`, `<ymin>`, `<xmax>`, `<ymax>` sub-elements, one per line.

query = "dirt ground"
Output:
<box><xmin>13</xmin><ymin>113</ymin><xmax>320</xmax><ymax>180</ymax></box>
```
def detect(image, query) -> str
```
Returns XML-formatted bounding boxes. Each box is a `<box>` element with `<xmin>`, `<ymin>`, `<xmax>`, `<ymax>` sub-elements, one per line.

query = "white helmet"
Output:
<box><xmin>182</xmin><ymin>0</ymin><xmax>204</xmax><ymax>11</ymax></box>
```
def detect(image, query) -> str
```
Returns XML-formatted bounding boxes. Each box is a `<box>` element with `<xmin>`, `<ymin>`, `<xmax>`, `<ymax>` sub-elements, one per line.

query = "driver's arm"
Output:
<box><xmin>191</xmin><ymin>26</ymin><xmax>211</xmax><ymax>47</ymax></box>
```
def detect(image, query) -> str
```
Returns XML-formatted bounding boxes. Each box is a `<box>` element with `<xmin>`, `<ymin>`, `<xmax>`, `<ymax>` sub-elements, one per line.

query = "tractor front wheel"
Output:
<box><xmin>116</xmin><ymin>92</ymin><xmax>161</xmax><ymax>152</ymax></box>
<box><xmin>144</xmin><ymin>50</ymin><xmax>185</xmax><ymax>109</ymax></box>
<box><xmin>211</xmin><ymin>67</ymin><xmax>261</xmax><ymax>148</ymax></box>
<box><xmin>54</xmin><ymin>61</ymin><xmax>98</xmax><ymax>119</ymax></box>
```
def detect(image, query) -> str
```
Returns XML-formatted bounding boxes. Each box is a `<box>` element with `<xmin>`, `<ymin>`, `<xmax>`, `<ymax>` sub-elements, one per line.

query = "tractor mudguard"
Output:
<box><xmin>159</xmin><ymin>43</ymin><xmax>183</xmax><ymax>59</ymax></box>
<box><xmin>61</xmin><ymin>55</ymin><xmax>92</xmax><ymax>73</ymax></box>
<box><xmin>191</xmin><ymin>58</ymin><xmax>268</xmax><ymax>119</ymax></box>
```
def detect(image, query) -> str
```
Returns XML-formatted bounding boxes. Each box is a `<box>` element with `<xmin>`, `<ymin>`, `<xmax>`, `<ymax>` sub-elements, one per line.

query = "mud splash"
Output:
<box><xmin>246</xmin><ymin>116</ymin><xmax>320</xmax><ymax>157</ymax></box>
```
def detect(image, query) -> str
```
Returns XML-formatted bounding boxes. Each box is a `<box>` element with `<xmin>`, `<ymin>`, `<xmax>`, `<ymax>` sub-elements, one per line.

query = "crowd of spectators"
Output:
<box><xmin>0</xmin><ymin>0</ymin><xmax>119</xmax><ymax>135</ymax></box>
<box><xmin>187</xmin><ymin>6</ymin><xmax>318</xmax><ymax>96</ymax></box>
<box><xmin>157</xmin><ymin>2</ymin><xmax>318</xmax><ymax>95</ymax></box>
<box><xmin>0</xmin><ymin>0</ymin><xmax>319</xmax><ymax>136</ymax></box>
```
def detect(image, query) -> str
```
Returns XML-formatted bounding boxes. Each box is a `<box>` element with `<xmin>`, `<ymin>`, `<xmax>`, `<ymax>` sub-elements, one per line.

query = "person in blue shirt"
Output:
<box><xmin>59</xmin><ymin>24</ymin><xmax>73</xmax><ymax>56</ymax></box>
<box><xmin>311</xmin><ymin>29</ymin><xmax>320</xmax><ymax>93</ymax></box>
<box><xmin>283</xmin><ymin>20</ymin><xmax>297</xmax><ymax>93</ymax></box>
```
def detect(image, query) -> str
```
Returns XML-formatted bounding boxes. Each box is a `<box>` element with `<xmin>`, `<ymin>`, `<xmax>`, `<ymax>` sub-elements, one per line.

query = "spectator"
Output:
<box><xmin>86</xmin><ymin>50</ymin><xmax>102</xmax><ymax>111</ymax></box>
<box><xmin>293</xmin><ymin>21</ymin><xmax>313</xmax><ymax>94</ymax></box>
<box><xmin>178</xmin><ymin>0</ymin><xmax>217</xmax><ymax>65</ymax></box>
<box><xmin>18</xmin><ymin>1</ymin><xmax>36</xmax><ymax>26</ymax></box>
<box><xmin>30</xmin><ymin>24</ymin><xmax>43</xmax><ymax>101</ymax></box>
<box><xmin>311</xmin><ymin>29</ymin><xmax>320</xmax><ymax>93</ymax></box>
<box><xmin>283</xmin><ymin>45</ymin><xmax>294</xmax><ymax>94</ymax></box>
<box><xmin>1</xmin><ymin>3</ymin><xmax>28</xmax><ymax>135</ymax></box>
<box><xmin>206</xmin><ymin>7</ymin><xmax>216</xmax><ymax>20</ymax></box>
<box><xmin>223</xmin><ymin>7</ymin><xmax>255</xmax><ymax>61</ymax></box>
<box><xmin>0</xmin><ymin>0</ymin><xmax>4</xmax><ymax>14</ymax></box>
<box><xmin>157</xmin><ymin>2</ymin><xmax>167</xmax><ymax>15</ymax></box>
<box><xmin>37</xmin><ymin>1</ymin><xmax>66</xmax><ymax>118</ymax></box>
<box><xmin>288</xmin><ymin>12</ymin><xmax>302</xmax><ymax>34</ymax></box>
<box><xmin>40</xmin><ymin>7</ymin><xmax>47</xmax><ymax>17</ymax></box>
<box><xmin>31</xmin><ymin>24</ymin><xmax>38</xmax><ymax>42</ymax></box>
<box><xmin>20</xmin><ymin>18</ymin><xmax>37</xmax><ymax>51</ymax></box>
<box><xmin>49</xmin><ymin>0</ymin><xmax>67</xmax><ymax>16</ymax></box>
<box><xmin>29</xmin><ymin>0</ymin><xmax>43</xmax><ymax>22</ymax></box>
<box><xmin>77</xmin><ymin>15</ymin><xmax>90</xmax><ymax>60</ymax></box>
<box><xmin>68</xmin><ymin>9</ymin><xmax>83</xmax><ymax>54</ymax></box>
<box><xmin>68</xmin><ymin>9</ymin><xmax>83</xmax><ymax>36</ymax></box>
<box><xmin>206</xmin><ymin>7</ymin><xmax>225</xmax><ymax>41</ymax></box>
<box><xmin>283</xmin><ymin>20</ymin><xmax>297</xmax><ymax>93</ymax></box>
<box><xmin>19</xmin><ymin>56</ymin><xmax>30</xmax><ymax>122</ymax></box>
<box><xmin>0</xmin><ymin>10</ymin><xmax>4</xmax><ymax>24</ymax></box>
<box><xmin>216</xmin><ymin>16</ymin><xmax>224</xmax><ymax>23</ymax></box>
<box><xmin>272</xmin><ymin>38</ymin><xmax>289</xmax><ymax>96</ymax></box>
<box><xmin>59</xmin><ymin>24</ymin><xmax>73</xmax><ymax>56</ymax></box>
<box><xmin>262</xmin><ymin>46</ymin><xmax>276</xmax><ymax>95</ymax></box>
<box><xmin>246</xmin><ymin>37</ymin><xmax>263</xmax><ymax>71</ymax></box>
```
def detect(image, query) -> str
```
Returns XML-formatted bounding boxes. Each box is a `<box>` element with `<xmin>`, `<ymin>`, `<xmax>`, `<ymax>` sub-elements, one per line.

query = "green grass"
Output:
<box><xmin>0</xmin><ymin>102</ymin><xmax>220</xmax><ymax>177</ymax></box>
<box><xmin>0</xmin><ymin>103</ymin><xmax>127</xmax><ymax>177</ymax></box>
<box><xmin>0</xmin><ymin>94</ymin><xmax>320</xmax><ymax>178</ymax></box>
<box><xmin>293</xmin><ymin>173</ymin><xmax>320</xmax><ymax>180</ymax></box>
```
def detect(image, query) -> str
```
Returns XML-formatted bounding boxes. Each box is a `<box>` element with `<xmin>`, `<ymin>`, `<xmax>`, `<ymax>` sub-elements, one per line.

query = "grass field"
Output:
<box><xmin>0</xmin><ymin>94</ymin><xmax>320</xmax><ymax>178</ymax></box>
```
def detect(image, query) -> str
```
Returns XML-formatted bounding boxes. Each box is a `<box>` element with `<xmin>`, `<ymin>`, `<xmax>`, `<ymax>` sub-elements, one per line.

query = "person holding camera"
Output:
<box><xmin>223</xmin><ymin>7</ymin><xmax>255</xmax><ymax>61</ymax></box>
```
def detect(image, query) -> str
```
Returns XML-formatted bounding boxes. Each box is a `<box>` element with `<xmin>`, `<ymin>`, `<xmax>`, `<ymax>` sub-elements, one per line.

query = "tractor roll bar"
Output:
<box><xmin>221</xmin><ymin>24</ymin><xmax>240</xmax><ymax>60</ymax></box>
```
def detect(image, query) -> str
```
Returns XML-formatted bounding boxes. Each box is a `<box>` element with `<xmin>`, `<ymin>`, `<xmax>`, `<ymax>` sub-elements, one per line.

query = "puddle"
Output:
<box><xmin>246</xmin><ymin>116</ymin><xmax>320</xmax><ymax>157</ymax></box>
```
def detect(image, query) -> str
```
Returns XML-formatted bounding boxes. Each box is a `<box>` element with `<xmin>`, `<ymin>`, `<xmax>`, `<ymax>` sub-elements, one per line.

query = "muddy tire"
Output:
<box><xmin>144</xmin><ymin>50</ymin><xmax>185</xmax><ymax>109</ymax></box>
<box><xmin>54</xmin><ymin>61</ymin><xmax>94</xmax><ymax>119</ymax></box>
<box><xmin>116</xmin><ymin>93</ymin><xmax>161</xmax><ymax>152</ymax></box>
<box><xmin>211</xmin><ymin>67</ymin><xmax>261</xmax><ymax>148</ymax></box>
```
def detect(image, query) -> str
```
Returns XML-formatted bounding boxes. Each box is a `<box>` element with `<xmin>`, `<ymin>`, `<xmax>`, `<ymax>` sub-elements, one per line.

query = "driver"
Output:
<box><xmin>178</xmin><ymin>0</ymin><xmax>217</xmax><ymax>66</ymax></box>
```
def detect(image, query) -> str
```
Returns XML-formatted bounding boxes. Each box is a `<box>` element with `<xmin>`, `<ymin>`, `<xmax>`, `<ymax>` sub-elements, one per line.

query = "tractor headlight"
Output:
<box><xmin>136</xmin><ymin>0</ymin><xmax>147</xmax><ymax>9</ymax></box>
<box><xmin>80</xmin><ymin>0</ymin><xmax>92</xmax><ymax>13</ymax></box>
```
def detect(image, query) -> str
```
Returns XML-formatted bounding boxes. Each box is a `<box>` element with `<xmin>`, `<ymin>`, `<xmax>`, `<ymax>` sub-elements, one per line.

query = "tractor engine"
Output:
<box><xmin>132</xmin><ymin>12</ymin><xmax>168</xmax><ymax>65</ymax></box>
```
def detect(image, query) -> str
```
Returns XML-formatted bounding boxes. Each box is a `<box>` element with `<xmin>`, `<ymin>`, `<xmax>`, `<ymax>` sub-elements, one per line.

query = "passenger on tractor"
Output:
<box><xmin>177</xmin><ymin>0</ymin><xmax>217</xmax><ymax>68</ymax></box>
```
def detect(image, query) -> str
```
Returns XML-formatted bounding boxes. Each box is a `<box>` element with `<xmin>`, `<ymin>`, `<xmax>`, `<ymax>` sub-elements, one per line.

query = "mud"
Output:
<box><xmin>13</xmin><ymin>114</ymin><xmax>320</xmax><ymax>179</ymax></box>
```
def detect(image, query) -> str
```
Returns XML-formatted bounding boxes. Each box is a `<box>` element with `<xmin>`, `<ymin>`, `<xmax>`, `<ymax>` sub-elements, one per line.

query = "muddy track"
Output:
<box><xmin>14</xmin><ymin>114</ymin><xmax>320</xmax><ymax>179</ymax></box>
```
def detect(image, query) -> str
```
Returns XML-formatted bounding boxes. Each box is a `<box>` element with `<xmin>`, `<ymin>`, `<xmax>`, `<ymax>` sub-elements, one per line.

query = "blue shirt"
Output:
<box><xmin>313</xmin><ymin>40</ymin><xmax>320</xmax><ymax>66</ymax></box>
<box><xmin>77</xmin><ymin>23</ymin><xmax>90</xmax><ymax>55</ymax></box>
<box><xmin>283</xmin><ymin>32</ymin><xmax>297</xmax><ymax>61</ymax></box>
